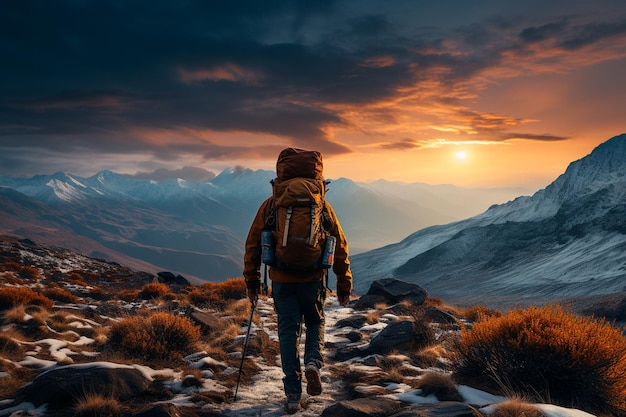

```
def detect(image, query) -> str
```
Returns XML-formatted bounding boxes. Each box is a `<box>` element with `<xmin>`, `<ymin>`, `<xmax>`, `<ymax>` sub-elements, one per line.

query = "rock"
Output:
<box><xmin>156</xmin><ymin>271</ymin><xmax>189</xmax><ymax>285</ymax></box>
<box><xmin>321</xmin><ymin>397</ymin><xmax>402</xmax><ymax>417</ymax></box>
<box><xmin>353</xmin><ymin>294</ymin><xmax>387</xmax><ymax>309</ymax></box>
<box><xmin>390</xmin><ymin>401</ymin><xmax>478</xmax><ymax>417</ymax></box>
<box><xmin>367</xmin><ymin>278</ymin><xmax>428</xmax><ymax>305</ymax></box>
<box><xmin>16</xmin><ymin>363</ymin><xmax>152</xmax><ymax>409</ymax></box>
<box><xmin>336</xmin><ymin>315</ymin><xmax>369</xmax><ymax>329</ymax></box>
<box><xmin>366</xmin><ymin>320</ymin><xmax>415</xmax><ymax>354</ymax></box>
<box><xmin>157</xmin><ymin>271</ymin><xmax>177</xmax><ymax>282</ymax></box>
<box><xmin>423</xmin><ymin>306</ymin><xmax>458</xmax><ymax>325</ymax></box>
<box><xmin>385</xmin><ymin>303</ymin><xmax>415</xmax><ymax>316</ymax></box>
<box><xmin>132</xmin><ymin>403</ymin><xmax>183</xmax><ymax>417</ymax></box>
<box><xmin>346</xmin><ymin>330</ymin><xmax>363</xmax><ymax>342</ymax></box>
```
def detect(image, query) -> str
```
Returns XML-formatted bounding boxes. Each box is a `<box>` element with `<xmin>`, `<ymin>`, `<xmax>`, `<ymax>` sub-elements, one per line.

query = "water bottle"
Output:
<box><xmin>261</xmin><ymin>230</ymin><xmax>276</xmax><ymax>265</ymax></box>
<box><xmin>320</xmin><ymin>235</ymin><xmax>336</xmax><ymax>269</ymax></box>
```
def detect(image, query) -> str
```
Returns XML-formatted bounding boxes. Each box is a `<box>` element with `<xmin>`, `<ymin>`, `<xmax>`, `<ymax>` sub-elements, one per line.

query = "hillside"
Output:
<box><xmin>351</xmin><ymin>134</ymin><xmax>626</xmax><ymax>308</ymax></box>
<box><xmin>1</xmin><ymin>235</ymin><xmax>621</xmax><ymax>417</ymax></box>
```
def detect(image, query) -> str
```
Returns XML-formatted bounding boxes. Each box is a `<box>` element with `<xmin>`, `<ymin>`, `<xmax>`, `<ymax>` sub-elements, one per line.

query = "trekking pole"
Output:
<box><xmin>234</xmin><ymin>299</ymin><xmax>256</xmax><ymax>402</ymax></box>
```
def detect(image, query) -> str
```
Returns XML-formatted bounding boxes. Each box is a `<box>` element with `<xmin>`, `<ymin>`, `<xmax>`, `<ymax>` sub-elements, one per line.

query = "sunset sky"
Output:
<box><xmin>1</xmin><ymin>0</ymin><xmax>625</xmax><ymax>190</ymax></box>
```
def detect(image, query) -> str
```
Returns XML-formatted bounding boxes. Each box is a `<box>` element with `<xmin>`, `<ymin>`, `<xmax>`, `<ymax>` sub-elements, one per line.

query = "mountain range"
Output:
<box><xmin>351</xmin><ymin>133</ymin><xmax>626</xmax><ymax>308</ymax></box>
<box><xmin>0</xmin><ymin>165</ymin><xmax>522</xmax><ymax>282</ymax></box>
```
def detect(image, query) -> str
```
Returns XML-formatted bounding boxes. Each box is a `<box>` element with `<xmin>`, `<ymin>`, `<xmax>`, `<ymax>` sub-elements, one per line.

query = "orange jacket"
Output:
<box><xmin>243</xmin><ymin>197</ymin><xmax>352</xmax><ymax>297</ymax></box>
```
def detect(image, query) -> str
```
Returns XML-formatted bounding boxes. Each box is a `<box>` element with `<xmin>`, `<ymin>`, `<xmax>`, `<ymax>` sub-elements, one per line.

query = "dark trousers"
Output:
<box><xmin>272</xmin><ymin>280</ymin><xmax>325</xmax><ymax>398</ymax></box>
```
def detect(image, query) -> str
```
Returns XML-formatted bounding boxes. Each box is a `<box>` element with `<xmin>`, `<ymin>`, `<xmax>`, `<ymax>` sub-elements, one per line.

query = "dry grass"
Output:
<box><xmin>3</xmin><ymin>304</ymin><xmax>29</xmax><ymax>324</ymax></box>
<box><xmin>64</xmin><ymin>271</ymin><xmax>89</xmax><ymax>287</ymax></box>
<box><xmin>0</xmin><ymin>329</ymin><xmax>26</xmax><ymax>360</ymax></box>
<box><xmin>138</xmin><ymin>282</ymin><xmax>173</xmax><ymax>300</ymax></box>
<box><xmin>0</xmin><ymin>286</ymin><xmax>54</xmax><ymax>310</ymax></box>
<box><xmin>489</xmin><ymin>399</ymin><xmax>547</xmax><ymax>417</ymax></box>
<box><xmin>117</xmin><ymin>289</ymin><xmax>140</xmax><ymax>302</ymax></box>
<box><xmin>416</xmin><ymin>371</ymin><xmax>463</xmax><ymax>401</ymax></box>
<box><xmin>454</xmin><ymin>304</ymin><xmax>626</xmax><ymax>415</ymax></box>
<box><xmin>188</xmin><ymin>278</ymin><xmax>248</xmax><ymax>309</ymax></box>
<box><xmin>43</xmin><ymin>287</ymin><xmax>80</xmax><ymax>303</ymax></box>
<box><xmin>0</xmin><ymin>364</ymin><xmax>38</xmax><ymax>400</ymax></box>
<box><xmin>107</xmin><ymin>312</ymin><xmax>201</xmax><ymax>364</ymax></box>
<box><xmin>73</xmin><ymin>393</ymin><xmax>125</xmax><ymax>417</ymax></box>
<box><xmin>463</xmin><ymin>305</ymin><xmax>502</xmax><ymax>322</ymax></box>
<box><xmin>0</xmin><ymin>261</ymin><xmax>41</xmax><ymax>280</ymax></box>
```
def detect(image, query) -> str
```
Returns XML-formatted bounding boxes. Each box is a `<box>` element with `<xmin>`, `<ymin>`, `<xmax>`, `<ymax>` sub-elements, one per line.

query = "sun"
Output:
<box><xmin>456</xmin><ymin>150</ymin><xmax>468</xmax><ymax>161</ymax></box>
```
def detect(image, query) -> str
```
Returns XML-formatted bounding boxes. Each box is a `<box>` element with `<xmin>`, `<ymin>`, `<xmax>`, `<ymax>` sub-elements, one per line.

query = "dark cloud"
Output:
<box><xmin>559</xmin><ymin>20</ymin><xmax>626</xmax><ymax>50</ymax></box>
<box><xmin>0</xmin><ymin>1</ymin><xmax>624</xmax><ymax>176</ymax></box>
<box><xmin>519</xmin><ymin>21</ymin><xmax>569</xmax><ymax>43</ymax></box>
<box><xmin>501</xmin><ymin>133</ymin><xmax>570</xmax><ymax>142</ymax></box>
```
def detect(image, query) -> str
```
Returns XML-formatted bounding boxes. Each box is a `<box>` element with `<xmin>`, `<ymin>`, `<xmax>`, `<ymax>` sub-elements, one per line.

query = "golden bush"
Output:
<box><xmin>463</xmin><ymin>305</ymin><xmax>502</xmax><ymax>322</ymax></box>
<box><xmin>138</xmin><ymin>282</ymin><xmax>172</xmax><ymax>300</ymax></box>
<box><xmin>0</xmin><ymin>261</ymin><xmax>41</xmax><ymax>280</ymax></box>
<box><xmin>42</xmin><ymin>287</ymin><xmax>79</xmax><ymax>303</ymax></box>
<box><xmin>454</xmin><ymin>304</ymin><xmax>626</xmax><ymax>415</ymax></box>
<box><xmin>188</xmin><ymin>278</ymin><xmax>247</xmax><ymax>308</ymax></box>
<box><xmin>0</xmin><ymin>287</ymin><xmax>53</xmax><ymax>311</ymax></box>
<box><xmin>107</xmin><ymin>312</ymin><xmax>200</xmax><ymax>362</ymax></box>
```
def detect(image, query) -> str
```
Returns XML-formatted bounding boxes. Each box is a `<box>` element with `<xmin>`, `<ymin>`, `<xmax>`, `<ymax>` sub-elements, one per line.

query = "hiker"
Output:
<box><xmin>243</xmin><ymin>147</ymin><xmax>352</xmax><ymax>413</ymax></box>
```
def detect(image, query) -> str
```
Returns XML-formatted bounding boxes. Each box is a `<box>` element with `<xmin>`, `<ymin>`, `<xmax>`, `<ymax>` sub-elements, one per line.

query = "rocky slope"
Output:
<box><xmin>1</xmin><ymin>235</ymin><xmax>615</xmax><ymax>417</ymax></box>
<box><xmin>352</xmin><ymin>134</ymin><xmax>626</xmax><ymax>309</ymax></box>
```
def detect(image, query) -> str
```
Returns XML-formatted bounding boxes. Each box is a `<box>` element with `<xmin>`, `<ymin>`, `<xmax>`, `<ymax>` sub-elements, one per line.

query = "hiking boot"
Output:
<box><xmin>286</xmin><ymin>394</ymin><xmax>301</xmax><ymax>414</ymax></box>
<box><xmin>305</xmin><ymin>363</ymin><xmax>322</xmax><ymax>396</ymax></box>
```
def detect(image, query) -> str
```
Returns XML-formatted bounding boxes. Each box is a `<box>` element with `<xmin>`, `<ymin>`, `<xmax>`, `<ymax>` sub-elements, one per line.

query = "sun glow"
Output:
<box><xmin>456</xmin><ymin>150</ymin><xmax>468</xmax><ymax>160</ymax></box>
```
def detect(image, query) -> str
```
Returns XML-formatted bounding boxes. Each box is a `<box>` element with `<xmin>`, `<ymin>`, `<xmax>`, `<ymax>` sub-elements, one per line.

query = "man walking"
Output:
<box><xmin>243</xmin><ymin>148</ymin><xmax>352</xmax><ymax>413</ymax></box>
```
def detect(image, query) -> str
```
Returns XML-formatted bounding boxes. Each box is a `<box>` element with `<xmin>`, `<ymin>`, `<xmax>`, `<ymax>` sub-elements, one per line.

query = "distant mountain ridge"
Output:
<box><xmin>351</xmin><ymin>133</ymin><xmax>626</xmax><ymax>308</ymax></box>
<box><xmin>0</xmin><ymin>166</ymin><xmax>523</xmax><ymax>282</ymax></box>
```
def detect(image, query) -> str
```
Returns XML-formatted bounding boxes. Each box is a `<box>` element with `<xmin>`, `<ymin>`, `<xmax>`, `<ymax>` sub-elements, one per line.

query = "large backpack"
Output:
<box><xmin>265</xmin><ymin>148</ymin><xmax>331</xmax><ymax>271</ymax></box>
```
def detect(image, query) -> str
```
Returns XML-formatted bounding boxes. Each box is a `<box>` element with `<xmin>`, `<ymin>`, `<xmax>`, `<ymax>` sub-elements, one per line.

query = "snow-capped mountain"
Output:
<box><xmin>351</xmin><ymin>134</ymin><xmax>626</xmax><ymax>308</ymax></box>
<box><xmin>1</xmin><ymin>166</ymin><xmax>520</xmax><ymax>282</ymax></box>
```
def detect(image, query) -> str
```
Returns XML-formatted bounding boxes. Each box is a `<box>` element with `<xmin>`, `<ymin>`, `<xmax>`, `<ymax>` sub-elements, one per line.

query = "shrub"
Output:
<box><xmin>42</xmin><ymin>287</ymin><xmax>79</xmax><ymax>303</ymax></box>
<box><xmin>188</xmin><ymin>278</ymin><xmax>247</xmax><ymax>308</ymax></box>
<box><xmin>454</xmin><ymin>304</ymin><xmax>626</xmax><ymax>415</ymax></box>
<box><xmin>416</xmin><ymin>372</ymin><xmax>462</xmax><ymax>402</ymax></box>
<box><xmin>138</xmin><ymin>282</ymin><xmax>172</xmax><ymax>300</ymax></box>
<box><xmin>489</xmin><ymin>400</ymin><xmax>546</xmax><ymax>417</ymax></box>
<box><xmin>0</xmin><ymin>261</ymin><xmax>41</xmax><ymax>279</ymax></box>
<box><xmin>73</xmin><ymin>393</ymin><xmax>123</xmax><ymax>417</ymax></box>
<box><xmin>107</xmin><ymin>312</ymin><xmax>200</xmax><ymax>363</ymax></box>
<box><xmin>117</xmin><ymin>289</ymin><xmax>139</xmax><ymax>302</ymax></box>
<box><xmin>0</xmin><ymin>287</ymin><xmax>53</xmax><ymax>311</ymax></box>
<box><xmin>463</xmin><ymin>305</ymin><xmax>502</xmax><ymax>322</ymax></box>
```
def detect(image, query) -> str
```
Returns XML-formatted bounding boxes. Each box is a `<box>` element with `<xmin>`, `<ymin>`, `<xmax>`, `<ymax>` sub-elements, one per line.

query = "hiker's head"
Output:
<box><xmin>276</xmin><ymin>148</ymin><xmax>323</xmax><ymax>181</ymax></box>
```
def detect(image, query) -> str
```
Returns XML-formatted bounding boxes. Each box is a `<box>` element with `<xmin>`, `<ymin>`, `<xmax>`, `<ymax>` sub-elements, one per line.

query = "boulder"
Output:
<box><xmin>366</xmin><ymin>320</ymin><xmax>415</xmax><ymax>354</ymax></box>
<box><xmin>321</xmin><ymin>397</ymin><xmax>402</xmax><ymax>417</ymax></box>
<box><xmin>353</xmin><ymin>294</ymin><xmax>387</xmax><ymax>309</ymax></box>
<box><xmin>367</xmin><ymin>278</ymin><xmax>428</xmax><ymax>305</ymax></box>
<box><xmin>157</xmin><ymin>271</ymin><xmax>190</xmax><ymax>285</ymax></box>
<box><xmin>16</xmin><ymin>363</ymin><xmax>152</xmax><ymax>409</ymax></box>
<box><xmin>423</xmin><ymin>306</ymin><xmax>459</xmax><ymax>325</ymax></box>
<box><xmin>335</xmin><ymin>315</ymin><xmax>369</xmax><ymax>329</ymax></box>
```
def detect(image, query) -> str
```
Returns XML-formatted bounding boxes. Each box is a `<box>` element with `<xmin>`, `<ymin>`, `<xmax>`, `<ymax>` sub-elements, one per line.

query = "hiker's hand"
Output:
<box><xmin>247</xmin><ymin>287</ymin><xmax>259</xmax><ymax>304</ymax></box>
<box><xmin>338</xmin><ymin>295</ymin><xmax>350</xmax><ymax>306</ymax></box>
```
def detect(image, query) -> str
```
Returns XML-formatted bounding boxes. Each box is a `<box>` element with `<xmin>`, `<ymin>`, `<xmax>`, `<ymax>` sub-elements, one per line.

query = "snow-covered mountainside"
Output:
<box><xmin>352</xmin><ymin>134</ymin><xmax>626</xmax><ymax>308</ymax></box>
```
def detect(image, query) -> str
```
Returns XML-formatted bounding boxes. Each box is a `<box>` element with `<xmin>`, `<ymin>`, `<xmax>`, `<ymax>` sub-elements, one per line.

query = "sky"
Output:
<box><xmin>1</xmin><ymin>0</ymin><xmax>625</xmax><ymax>190</ymax></box>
